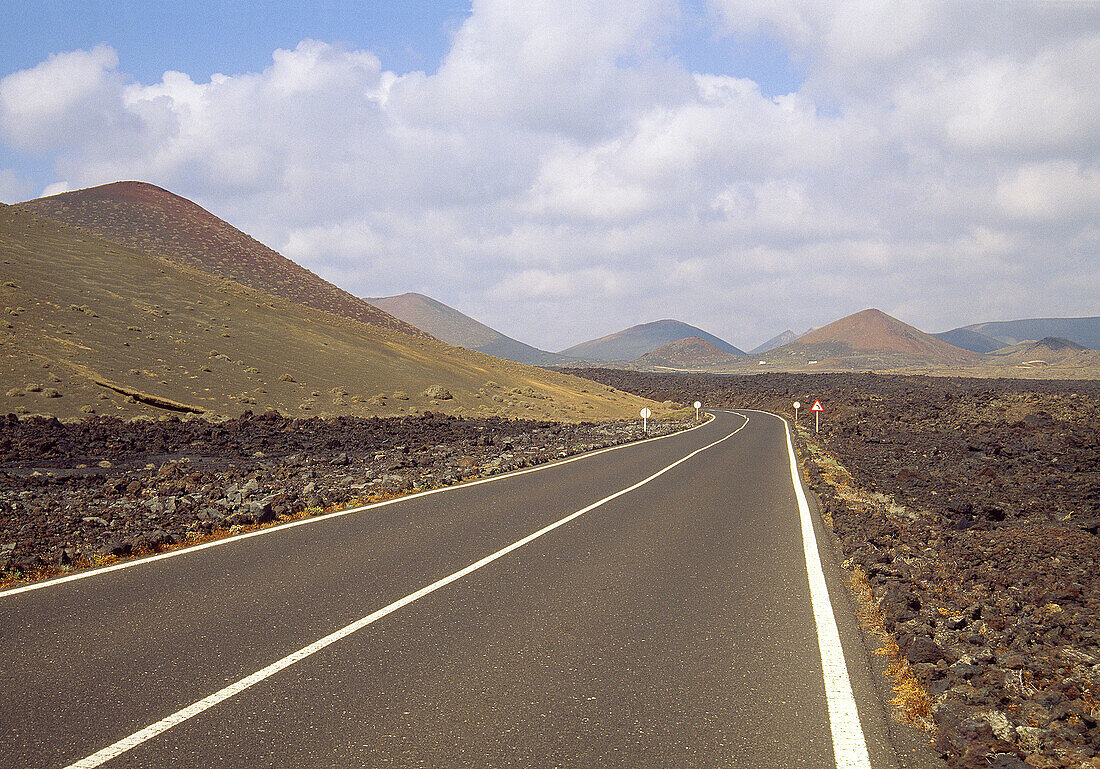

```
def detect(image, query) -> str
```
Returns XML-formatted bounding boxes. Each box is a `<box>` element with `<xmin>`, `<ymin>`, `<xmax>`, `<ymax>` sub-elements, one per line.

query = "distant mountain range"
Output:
<box><xmin>934</xmin><ymin>317</ymin><xmax>1100</xmax><ymax>351</ymax></box>
<box><xmin>365</xmin><ymin>292</ymin><xmax>577</xmax><ymax>366</ymax></box>
<box><xmin>561</xmin><ymin>319</ymin><xmax>745</xmax><ymax>362</ymax></box>
<box><xmin>14</xmin><ymin>181</ymin><xmax>1094</xmax><ymax>384</ymax></box>
<box><xmin>749</xmin><ymin>329</ymin><xmax>800</xmax><ymax>354</ymax></box>
<box><xmin>361</xmin><ymin>290</ymin><xmax>1099</xmax><ymax>375</ymax></box>
<box><xmin>983</xmin><ymin>337</ymin><xmax>1100</xmax><ymax>370</ymax></box>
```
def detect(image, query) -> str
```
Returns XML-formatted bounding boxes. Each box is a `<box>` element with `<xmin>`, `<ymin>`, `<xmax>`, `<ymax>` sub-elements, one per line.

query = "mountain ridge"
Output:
<box><xmin>750</xmin><ymin>329</ymin><xmax>800</xmax><ymax>355</ymax></box>
<box><xmin>365</xmin><ymin>292</ymin><xmax>577</xmax><ymax>366</ymax></box>
<box><xmin>938</xmin><ymin>317</ymin><xmax>1100</xmax><ymax>350</ymax></box>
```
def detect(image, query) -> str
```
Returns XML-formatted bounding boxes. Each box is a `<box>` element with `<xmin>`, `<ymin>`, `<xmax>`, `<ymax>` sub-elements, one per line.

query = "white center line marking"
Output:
<box><xmin>64</xmin><ymin>416</ymin><xmax>747</xmax><ymax>769</ymax></box>
<box><xmin>776</xmin><ymin>412</ymin><xmax>873</xmax><ymax>769</ymax></box>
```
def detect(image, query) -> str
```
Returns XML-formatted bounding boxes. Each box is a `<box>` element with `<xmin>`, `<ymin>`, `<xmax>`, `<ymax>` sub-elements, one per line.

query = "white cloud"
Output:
<box><xmin>0</xmin><ymin>45</ymin><xmax>130</xmax><ymax>153</ymax></box>
<box><xmin>0</xmin><ymin>1</ymin><xmax>1097</xmax><ymax>350</ymax></box>
<box><xmin>0</xmin><ymin>168</ymin><xmax>33</xmax><ymax>202</ymax></box>
<box><xmin>996</xmin><ymin>161</ymin><xmax>1100</xmax><ymax>225</ymax></box>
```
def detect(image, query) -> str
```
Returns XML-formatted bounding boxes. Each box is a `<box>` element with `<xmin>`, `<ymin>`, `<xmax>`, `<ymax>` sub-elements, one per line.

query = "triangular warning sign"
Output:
<box><xmin>810</xmin><ymin>400</ymin><xmax>823</xmax><ymax>411</ymax></box>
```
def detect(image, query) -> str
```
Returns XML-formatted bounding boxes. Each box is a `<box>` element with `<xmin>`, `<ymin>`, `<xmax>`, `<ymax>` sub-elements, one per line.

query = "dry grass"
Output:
<box><xmin>848</xmin><ymin>564</ymin><xmax>935</xmax><ymax>730</ymax></box>
<box><xmin>803</xmin><ymin>426</ymin><xmax>937</xmax><ymax>733</ymax></box>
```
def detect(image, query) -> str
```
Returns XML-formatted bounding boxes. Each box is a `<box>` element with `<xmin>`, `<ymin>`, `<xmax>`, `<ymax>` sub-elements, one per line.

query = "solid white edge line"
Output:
<box><xmin>774</xmin><ymin>411</ymin><xmax>872</xmax><ymax>769</ymax></box>
<box><xmin>63</xmin><ymin>414</ymin><xmax>747</xmax><ymax>769</ymax></box>
<box><xmin>2</xmin><ymin>413</ymin><xmax>715</xmax><ymax>598</ymax></box>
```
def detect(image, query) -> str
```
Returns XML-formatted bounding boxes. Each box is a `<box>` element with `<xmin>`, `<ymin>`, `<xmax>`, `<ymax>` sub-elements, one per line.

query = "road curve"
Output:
<box><xmin>0</xmin><ymin>410</ymin><xmax>933</xmax><ymax>768</ymax></box>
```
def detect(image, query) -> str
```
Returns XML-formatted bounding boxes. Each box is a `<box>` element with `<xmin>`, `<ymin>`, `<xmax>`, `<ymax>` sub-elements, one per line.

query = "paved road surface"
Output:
<box><xmin>0</xmin><ymin>410</ymin><xmax>937</xmax><ymax>768</ymax></box>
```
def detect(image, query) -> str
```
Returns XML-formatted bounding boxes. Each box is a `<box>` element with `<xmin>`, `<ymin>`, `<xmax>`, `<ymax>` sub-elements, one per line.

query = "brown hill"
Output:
<box><xmin>776</xmin><ymin>308</ymin><xmax>977</xmax><ymax>367</ymax></box>
<box><xmin>634</xmin><ymin>337</ymin><xmax>741</xmax><ymax>369</ymax></box>
<box><xmin>0</xmin><ymin>202</ymin><xmax>661</xmax><ymax>422</ymax></box>
<box><xmin>15</xmin><ymin>181</ymin><xmax>423</xmax><ymax>338</ymax></box>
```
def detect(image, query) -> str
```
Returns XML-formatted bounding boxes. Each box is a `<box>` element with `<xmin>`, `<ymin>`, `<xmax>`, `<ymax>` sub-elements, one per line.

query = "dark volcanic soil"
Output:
<box><xmin>568</xmin><ymin>369</ymin><xmax>1100</xmax><ymax>769</ymax></box>
<box><xmin>0</xmin><ymin>410</ymin><xmax>690</xmax><ymax>583</ymax></box>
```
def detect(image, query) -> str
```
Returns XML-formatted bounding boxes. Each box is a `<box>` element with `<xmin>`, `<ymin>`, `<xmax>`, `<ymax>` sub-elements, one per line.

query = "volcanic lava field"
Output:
<box><xmin>570</xmin><ymin>369</ymin><xmax>1100</xmax><ymax>769</ymax></box>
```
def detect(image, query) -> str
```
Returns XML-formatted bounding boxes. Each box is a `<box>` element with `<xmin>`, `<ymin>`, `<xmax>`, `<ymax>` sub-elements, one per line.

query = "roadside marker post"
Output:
<box><xmin>694</xmin><ymin>401</ymin><xmax>701</xmax><ymax>421</ymax></box>
<box><xmin>640</xmin><ymin>407</ymin><xmax>651</xmax><ymax>434</ymax></box>
<box><xmin>793</xmin><ymin>401</ymin><xmax>801</xmax><ymax>425</ymax></box>
<box><xmin>810</xmin><ymin>399</ymin><xmax>823</xmax><ymax>433</ymax></box>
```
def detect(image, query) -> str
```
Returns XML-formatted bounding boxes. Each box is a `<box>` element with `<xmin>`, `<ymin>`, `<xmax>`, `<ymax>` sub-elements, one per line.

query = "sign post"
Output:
<box><xmin>694</xmin><ymin>401</ymin><xmax>701</xmax><ymax>421</ymax></box>
<box><xmin>640</xmin><ymin>407</ymin><xmax>652</xmax><ymax>434</ymax></box>
<box><xmin>793</xmin><ymin>401</ymin><xmax>801</xmax><ymax>425</ymax></box>
<box><xmin>810</xmin><ymin>399</ymin><xmax>823</xmax><ymax>433</ymax></box>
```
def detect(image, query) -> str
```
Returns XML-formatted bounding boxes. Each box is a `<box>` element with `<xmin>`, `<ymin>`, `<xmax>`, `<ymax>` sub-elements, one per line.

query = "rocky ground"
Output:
<box><xmin>0</xmin><ymin>409</ymin><xmax>691</xmax><ymax>583</ymax></box>
<box><xmin>569</xmin><ymin>369</ymin><xmax>1100</xmax><ymax>769</ymax></box>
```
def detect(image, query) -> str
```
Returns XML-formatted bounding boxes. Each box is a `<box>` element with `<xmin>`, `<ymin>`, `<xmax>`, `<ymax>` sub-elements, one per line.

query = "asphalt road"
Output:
<box><xmin>0</xmin><ymin>410</ymin><xmax>939</xmax><ymax>768</ymax></box>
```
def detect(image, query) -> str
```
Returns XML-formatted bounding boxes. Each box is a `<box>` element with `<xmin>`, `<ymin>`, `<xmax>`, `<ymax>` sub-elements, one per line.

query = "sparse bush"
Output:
<box><xmin>422</xmin><ymin>385</ymin><xmax>453</xmax><ymax>400</ymax></box>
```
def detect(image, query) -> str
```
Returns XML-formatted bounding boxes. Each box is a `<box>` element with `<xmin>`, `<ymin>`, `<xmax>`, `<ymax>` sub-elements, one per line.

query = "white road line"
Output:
<box><xmin>63</xmin><ymin>416</ymin><xmax>747</xmax><ymax>769</ymax></box>
<box><xmin>2</xmin><ymin>414</ymin><xmax>714</xmax><ymax>599</ymax></box>
<box><xmin>776</xmin><ymin>412</ymin><xmax>872</xmax><ymax>769</ymax></box>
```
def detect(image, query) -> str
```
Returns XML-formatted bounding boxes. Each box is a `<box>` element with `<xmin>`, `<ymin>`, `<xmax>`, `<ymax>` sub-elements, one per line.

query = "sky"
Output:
<box><xmin>1</xmin><ymin>0</ymin><xmax>1098</xmax><ymax>352</ymax></box>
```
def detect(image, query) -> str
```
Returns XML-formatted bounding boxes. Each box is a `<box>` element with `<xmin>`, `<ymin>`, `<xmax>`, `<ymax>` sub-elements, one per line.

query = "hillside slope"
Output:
<box><xmin>775</xmin><ymin>308</ymin><xmax>978</xmax><ymax>366</ymax></box>
<box><xmin>15</xmin><ymin>182</ymin><xmax>424</xmax><ymax>338</ymax></box>
<box><xmin>634</xmin><ymin>337</ymin><xmax>742</xmax><ymax>369</ymax></box>
<box><xmin>749</xmin><ymin>329</ymin><xmax>800</xmax><ymax>355</ymax></box>
<box><xmin>955</xmin><ymin>317</ymin><xmax>1100</xmax><ymax>349</ymax></box>
<box><xmin>0</xmin><ymin>204</ymin><xmax>659</xmax><ymax>422</ymax></box>
<box><xmin>931</xmin><ymin>328</ymin><xmax>1008</xmax><ymax>353</ymax></box>
<box><xmin>562</xmin><ymin>319</ymin><xmax>745</xmax><ymax>362</ymax></box>
<box><xmin>982</xmin><ymin>337</ymin><xmax>1100</xmax><ymax>370</ymax></box>
<box><xmin>366</xmin><ymin>292</ymin><xmax>577</xmax><ymax>366</ymax></box>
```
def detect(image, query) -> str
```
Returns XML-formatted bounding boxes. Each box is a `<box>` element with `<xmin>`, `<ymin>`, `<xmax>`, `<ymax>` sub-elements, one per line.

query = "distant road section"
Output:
<box><xmin>2</xmin><ymin>411</ymin><xmax>900</xmax><ymax>768</ymax></box>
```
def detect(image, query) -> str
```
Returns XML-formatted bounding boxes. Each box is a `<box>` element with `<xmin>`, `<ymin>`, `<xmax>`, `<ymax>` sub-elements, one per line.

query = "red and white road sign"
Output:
<box><xmin>810</xmin><ymin>400</ymin><xmax>823</xmax><ymax>412</ymax></box>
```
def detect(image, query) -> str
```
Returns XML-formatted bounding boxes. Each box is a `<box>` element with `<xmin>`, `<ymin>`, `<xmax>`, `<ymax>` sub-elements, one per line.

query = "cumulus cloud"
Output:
<box><xmin>0</xmin><ymin>1</ymin><xmax>1096</xmax><ymax>350</ymax></box>
<box><xmin>0</xmin><ymin>168</ymin><xmax>33</xmax><ymax>202</ymax></box>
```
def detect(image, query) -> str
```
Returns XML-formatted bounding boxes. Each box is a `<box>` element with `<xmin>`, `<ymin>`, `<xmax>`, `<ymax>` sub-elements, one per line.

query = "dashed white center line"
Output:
<box><xmin>64</xmin><ymin>418</ymin><xmax>747</xmax><ymax>769</ymax></box>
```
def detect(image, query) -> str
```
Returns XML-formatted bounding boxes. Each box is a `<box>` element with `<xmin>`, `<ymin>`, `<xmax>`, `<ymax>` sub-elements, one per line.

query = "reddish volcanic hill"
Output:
<box><xmin>635</xmin><ymin>337</ymin><xmax>741</xmax><ymax>368</ymax></box>
<box><xmin>16</xmin><ymin>182</ymin><xmax>424</xmax><ymax>337</ymax></box>
<box><xmin>782</xmin><ymin>308</ymin><xmax>977</xmax><ymax>365</ymax></box>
